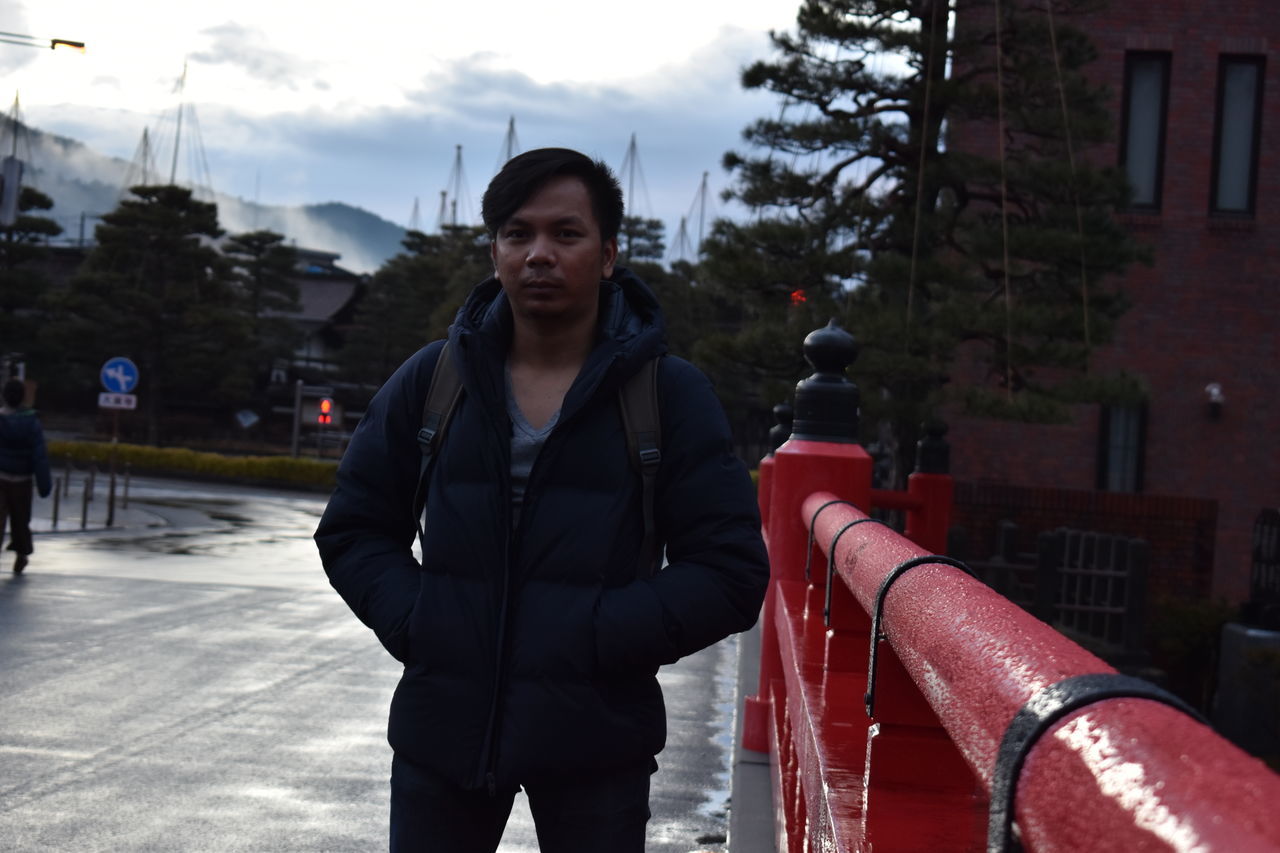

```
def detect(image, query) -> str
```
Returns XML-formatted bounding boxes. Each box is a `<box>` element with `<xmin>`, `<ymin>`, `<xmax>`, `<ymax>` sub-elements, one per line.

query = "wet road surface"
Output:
<box><xmin>0</xmin><ymin>478</ymin><xmax>737</xmax><ymax>852</ymax></box>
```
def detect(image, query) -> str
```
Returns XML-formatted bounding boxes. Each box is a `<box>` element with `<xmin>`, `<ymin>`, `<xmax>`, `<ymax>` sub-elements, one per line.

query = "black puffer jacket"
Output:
<box><xmin>315</xmin><ymin>268</ymin><xmax>768</xmax><ymax>791</ymax></box>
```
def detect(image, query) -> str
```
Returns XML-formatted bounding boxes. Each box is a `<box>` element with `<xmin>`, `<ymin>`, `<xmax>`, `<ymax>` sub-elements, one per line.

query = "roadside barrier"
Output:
<box><xmin>742</xmin><ymin>321</ymin><xmax>1280</xmax><ymax>851</ymax></box>
<box><xmin>52</xmin><ymin>455</ymin><xmax>129</xmax><ymax>530</ymax></box>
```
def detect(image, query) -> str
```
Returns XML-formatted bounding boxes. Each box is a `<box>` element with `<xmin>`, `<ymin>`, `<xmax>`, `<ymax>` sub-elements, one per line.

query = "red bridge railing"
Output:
<box><xmin>741</xmin><ymin>321</ymin><xmax>1280</xmax><ymax>852</ymax></box>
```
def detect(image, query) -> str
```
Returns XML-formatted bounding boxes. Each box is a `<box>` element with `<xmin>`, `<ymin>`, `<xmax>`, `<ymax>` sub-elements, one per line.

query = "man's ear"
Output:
<box><xmin>490</xmin><ymin>240</ymin><xmax>499</xmax><ymax>273</ymax></box>
<box><xmin>600</xmin><ymin>237</ymin><xmax>618</xmax><ymax>278</ymax></box>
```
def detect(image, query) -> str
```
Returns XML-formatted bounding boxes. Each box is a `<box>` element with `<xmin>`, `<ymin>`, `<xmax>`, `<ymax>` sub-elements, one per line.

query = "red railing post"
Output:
<box><xmin>903</xmin><ymin>421</ymin><xmax>954</xmax><ymax>556</ymax></box>
<box><xmin>743</xmin><ymin>321</ymin><xmax>870</xmax><ymax>755</ymax></box>
<box><xmin>757</xmin><ymin>451</ymin><xmax>775</xmax><ymax>538</ymax></box>
<box><xmin>757</xmin><ymin>401</ymin><xmax>793</xmax><ymax>539</ymax></box>
<box><xmin>904</xmin><ymin>471</ymin><xmax>953</xmax><ymax>556</ymax></box>
<box><xmin>742</xmin><ymin>436</ymin><xmax>872</xmax><ymax>753</ymax></box>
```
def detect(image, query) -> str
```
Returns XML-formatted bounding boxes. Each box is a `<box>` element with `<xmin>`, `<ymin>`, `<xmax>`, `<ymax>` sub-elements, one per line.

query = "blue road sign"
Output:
<box><xmin>100</xmin><ymin>357</ymin><xmax>139</xmax><ymax>394</ymax></box>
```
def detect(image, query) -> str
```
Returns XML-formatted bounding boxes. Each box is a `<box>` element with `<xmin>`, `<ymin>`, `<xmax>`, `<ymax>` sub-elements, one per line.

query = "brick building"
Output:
<box><xmin>948</xmin><ymin>1</ymin><xmax>1278</xmax><ymax>603</ymax></box>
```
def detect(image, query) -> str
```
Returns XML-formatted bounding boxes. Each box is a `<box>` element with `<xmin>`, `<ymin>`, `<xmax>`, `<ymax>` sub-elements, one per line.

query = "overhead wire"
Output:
<box><xmin>906</xmin><ymin>1</ymin><xmax>944</xmax><ymax>328</ymax></box>
<box><xmin>994</xmin><ymin>0</ymin><xmax>1015</xmax><ymax>399</ymax></box>
<box><xmin>846</xmin><ymin>17</ymin><xmax>884</xmax><ymax>317</ymax></box>
<box><xmin>1044</xmin><ymin>0</ymin><xmax>1093</xmax><ymax>355</ymax></box>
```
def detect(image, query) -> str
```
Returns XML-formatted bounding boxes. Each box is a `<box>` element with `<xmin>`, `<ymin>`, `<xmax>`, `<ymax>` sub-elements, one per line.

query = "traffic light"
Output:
<box><xmin>317</xmin><ymin>397</ymin><xmax>333</xmax><ymax>425</ymax></box>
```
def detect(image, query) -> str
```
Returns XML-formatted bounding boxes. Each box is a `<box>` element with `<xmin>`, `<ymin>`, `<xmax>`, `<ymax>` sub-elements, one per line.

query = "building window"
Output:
<box><xmin>1211</xmin><ymin>55</ymin><xmax>1266</xmax><ymax>215</ymax></box>
<box><xmin>1097</xmin><ymin>405</ymin><xmax>1146</xmax><ymax>493</ymax></box>
<box><xmin>1119</xmin><ymin>52</ymin><xmax>1171</xmax><ymax>210</ymax></box>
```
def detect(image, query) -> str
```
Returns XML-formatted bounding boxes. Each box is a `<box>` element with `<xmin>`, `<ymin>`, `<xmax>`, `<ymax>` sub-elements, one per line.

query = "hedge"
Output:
<box><xmin>45</xmin><ymin>440</ymin><xmax>758</xmax><ymax>495</ymax></box>
<box><xmin>47</xmin><ymin>441</ymin><xmax>338</xmax><ymax>491</ymax></box>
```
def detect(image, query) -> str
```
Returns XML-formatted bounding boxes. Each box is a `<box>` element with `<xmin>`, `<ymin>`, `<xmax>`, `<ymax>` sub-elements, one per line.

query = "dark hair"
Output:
<box><xmin>481</xmin><ymin>148</ymin><xmax>624</xmax><ymax>243</ymax></box>
<box><xmin>2</xmin><ymin>380</ymin><xmax>24</xmax><ymax>408</ymax></box>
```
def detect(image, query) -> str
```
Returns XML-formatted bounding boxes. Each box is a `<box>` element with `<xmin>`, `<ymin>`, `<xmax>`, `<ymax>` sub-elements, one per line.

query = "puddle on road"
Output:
<box><xmin>62</xmin><ymin>489</ymin><xmax>325</xmax><ymax>557</ymax></box>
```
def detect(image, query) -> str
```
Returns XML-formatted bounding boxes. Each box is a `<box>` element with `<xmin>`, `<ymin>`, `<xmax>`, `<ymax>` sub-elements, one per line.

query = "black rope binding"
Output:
<box><xmin>803</xmin><ymin>500</ymin><xmax>859</xmax><ymax>581</ymax></box>
<box><xmin>986</xmin><ymin>673</ymin><xmax>1208</xmax><ymax>853</ymax></box>
<box><xmin>824</xmin><ymin>518</ymin><xmax>890</xmax><ymax>626</ymax></box>
<box><xmin>863</xmin><ymin>555</ymin><xmax>976</xmax><ymax>717</ymax></box>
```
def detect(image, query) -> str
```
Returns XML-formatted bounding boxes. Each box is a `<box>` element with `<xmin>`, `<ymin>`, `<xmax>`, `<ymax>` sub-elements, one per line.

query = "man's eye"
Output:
<box><xmin>504</xmin><ymin>229</ymin><xmax>527</xmax><ymax>240</ymax></box>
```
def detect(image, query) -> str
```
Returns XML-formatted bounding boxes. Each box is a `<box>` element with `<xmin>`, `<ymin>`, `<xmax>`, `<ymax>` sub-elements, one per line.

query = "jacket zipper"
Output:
<box><xmin>477</xmin><ymin>529</ymin><xmax>511</xmax><ymax>796</ymax></box>
<box><xmin>472</xmin><ymin>357</ymin><xmax>618</xmax><ymax>795</ymax></box>
<box><xmin>475</xmin><ymin>425</ymin><xmax>514</xmax><ymax>795</ymax></box>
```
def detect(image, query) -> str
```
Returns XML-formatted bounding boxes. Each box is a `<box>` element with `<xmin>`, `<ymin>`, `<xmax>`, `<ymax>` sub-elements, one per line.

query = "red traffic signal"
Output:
<box><xmin>317</xmin><ymin>397</ymin><xmax>333</xmax><ymax>425</ymax></box>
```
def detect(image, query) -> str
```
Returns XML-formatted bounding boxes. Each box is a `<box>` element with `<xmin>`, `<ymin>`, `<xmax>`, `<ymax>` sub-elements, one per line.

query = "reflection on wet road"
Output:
<box><xmin>1</xmin><ymin>478</ymin><xmax>736</xmax><ymax>852</ymax></box>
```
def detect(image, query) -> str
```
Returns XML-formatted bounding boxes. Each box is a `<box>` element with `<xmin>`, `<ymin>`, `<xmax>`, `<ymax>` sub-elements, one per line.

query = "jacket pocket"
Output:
<box><xmin>407</xmin><ymin>571</ymin><xmax>491</xmax><ymax>674</ymax></box>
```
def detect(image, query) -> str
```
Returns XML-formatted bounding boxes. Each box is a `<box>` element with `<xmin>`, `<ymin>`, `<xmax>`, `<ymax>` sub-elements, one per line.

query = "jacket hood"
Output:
<box><xmin>448</xmin><ymin>266</ymin><xmax>667</xmax><ymax>403</ymax></box>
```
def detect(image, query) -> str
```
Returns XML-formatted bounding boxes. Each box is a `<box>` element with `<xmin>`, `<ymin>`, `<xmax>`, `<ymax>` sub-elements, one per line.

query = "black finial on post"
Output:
<box><xmin>790</xmin><ymin>319</ymin><xmax>859</xmax><ymax>444</ymax></box>
<box><xmin>768</xmin><ymin>401</ymin><xmax>793</xmax><ymax>453</ymax></box>
<box><xmin>915</xmin><ymin>420</ymin><xmax>950</xmax><ymax>474</ymax></box>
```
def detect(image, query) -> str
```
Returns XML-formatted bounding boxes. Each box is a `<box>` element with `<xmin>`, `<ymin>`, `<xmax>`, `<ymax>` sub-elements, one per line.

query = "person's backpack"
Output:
<box><xmin>412</xmin><ymin>342</ymin><xmax>663</xmax><ymax>575</ymax></box>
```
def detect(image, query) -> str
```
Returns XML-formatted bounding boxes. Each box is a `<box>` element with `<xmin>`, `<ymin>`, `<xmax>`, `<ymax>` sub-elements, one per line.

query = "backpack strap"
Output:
<box><xmin>413</xmin><ymin>342</ymin><xmax>464</xmax><ymax>541</ymax></box>
<box><xmin>619</xmin><ymin>356</ymin><xmax>663</xmax><ymax>576</ymax></box>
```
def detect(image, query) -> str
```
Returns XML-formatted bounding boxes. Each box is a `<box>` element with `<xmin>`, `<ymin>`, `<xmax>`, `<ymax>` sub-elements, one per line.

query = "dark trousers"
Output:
<box><xmin>0</xmin><ymin>478</ymin><xmax>34</xmax><ymax>556</ymax></box>
<box><xmin>389</xmin><ymin>753</ymin><xmax>652</xmax><ymax>853</ymax></box>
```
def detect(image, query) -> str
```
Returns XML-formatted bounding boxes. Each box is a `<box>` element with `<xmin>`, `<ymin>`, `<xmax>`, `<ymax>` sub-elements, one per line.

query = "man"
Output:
<box><xmin>0</xmin><ymin>378</ymin><xmax>52</xmax><ymax>574</ymax></box>
<box><xmin>315</xmin><ymin>148</ymin><xmax>768</xmax><ymax>852</ymax></box>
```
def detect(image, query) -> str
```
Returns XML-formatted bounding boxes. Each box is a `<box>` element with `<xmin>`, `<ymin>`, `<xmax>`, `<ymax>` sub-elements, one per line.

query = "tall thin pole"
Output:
<box><xmin>502</xmin><ymin>116</ymin><xmax>519</xmax><ymax>162</ymax></box>
<box><xmin>8</xmin><ymin>92</ymin><xmax>17</xmax><ymax>158</ymax></box>
<box><xmin>624</xmin><ymin>133</ymin><xmax>637</xmax><ymax>210</ymax></box>
<box><xmin>621</xmin><ymin>133</ymin><xmax>639</xmax><ymax>257</ymax></box>
<box><xmin>697</xmin><ymin>170</ymin><xmax>708</xmax><ymax>251</ymax></box>
<box><xmin>140</xmin><ymin>128</ymin><xmax>152</xmax><ymax>185</ymax></box>
<box><xmin>446</xmin><ymin>144</ymin><xmax>467</xmax><ymax>226</ymax></box>
<box><xmin>168</xmin><ymin>63</ymin><xmax>187</xmax><ymax>185</ymax></box>
<box><xmin>290</xmin><ymin>379</ymin><xmax>303</xmax><ymax>458</ymax></box>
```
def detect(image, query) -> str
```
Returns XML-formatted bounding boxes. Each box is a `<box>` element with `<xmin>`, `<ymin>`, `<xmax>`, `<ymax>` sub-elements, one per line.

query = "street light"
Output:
<box><xmin>0</xmin><ymin>31</ymin><xmax>85</xmax><ymax>51</ymax></box>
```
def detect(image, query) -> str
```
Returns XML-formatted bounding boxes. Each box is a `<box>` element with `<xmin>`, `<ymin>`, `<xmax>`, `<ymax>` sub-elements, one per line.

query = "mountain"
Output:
<box><xmin>5</xmin><ymin>121</ymin><xmax>407</xmax><ymax>274</ymax></box>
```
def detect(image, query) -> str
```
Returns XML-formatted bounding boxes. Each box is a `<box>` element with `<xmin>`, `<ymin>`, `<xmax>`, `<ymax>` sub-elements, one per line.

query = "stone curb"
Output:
<box><xmin>728</xmin><ymin>619</ymin><xmax>776</xmax><ymax>852</ymax></box>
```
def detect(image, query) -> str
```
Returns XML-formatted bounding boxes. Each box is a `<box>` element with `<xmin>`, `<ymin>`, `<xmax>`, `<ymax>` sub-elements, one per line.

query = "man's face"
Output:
<box><xmin>490</xmin><ymin>175</ymin><xmax>617</xmax><ymax>326</ymax></box>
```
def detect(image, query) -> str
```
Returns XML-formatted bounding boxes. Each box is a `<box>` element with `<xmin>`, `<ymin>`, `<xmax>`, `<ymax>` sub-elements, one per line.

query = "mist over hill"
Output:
<box><xmin>6</xmin><ymin>121</ymin><xmax>408</xmax><ymax>273</ymax></box>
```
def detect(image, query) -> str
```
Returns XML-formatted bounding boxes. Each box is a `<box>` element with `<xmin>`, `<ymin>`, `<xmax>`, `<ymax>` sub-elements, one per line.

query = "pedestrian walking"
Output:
<box><xmin>315</xmin><ymin>148</ymin><xmax>769</xmax><ymax>852</ymax></box>
<box><xmin>0</xmin><ymin>379</ymin><xmax>53</xmax><ymax>574</ymax></box>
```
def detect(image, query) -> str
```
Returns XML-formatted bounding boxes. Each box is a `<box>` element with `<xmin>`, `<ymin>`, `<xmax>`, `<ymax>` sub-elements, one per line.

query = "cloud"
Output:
<box><xmin>23</xmin><ymin>24</ymin><xmax>786</xmax><ymax>246</ymax></box>
<box><xmin>0</xmin><ymin>1</ymin><xmax>37</xmax><ymax>75</ymax></box>
<box><xmin>189</xmin><ymin>22</ymin><xmax>319</xmax><ymax>90</ymax></box>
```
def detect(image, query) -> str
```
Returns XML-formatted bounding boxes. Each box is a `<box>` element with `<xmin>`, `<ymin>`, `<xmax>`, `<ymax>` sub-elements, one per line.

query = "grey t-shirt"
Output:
<box><xmin>505</xmin><ymin>365</ymin><xmax>559</xmax><ymax>528</ymax></box>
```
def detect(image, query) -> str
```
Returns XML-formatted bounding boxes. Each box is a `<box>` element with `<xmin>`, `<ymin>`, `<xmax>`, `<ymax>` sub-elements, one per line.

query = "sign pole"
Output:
<box><xmin>291</xmin><ymin>379</ymin><xmax>303</xmax><ymax>458</ymax></box>
<box><xmin>97</xmin><ymin>359</ymin><xmax>137</xmax><ymax>527</ymax></box>
<box><xmin>107</xmin><ymin>410</ymin><xmax>118</xmax><ymax>527</ymax></box>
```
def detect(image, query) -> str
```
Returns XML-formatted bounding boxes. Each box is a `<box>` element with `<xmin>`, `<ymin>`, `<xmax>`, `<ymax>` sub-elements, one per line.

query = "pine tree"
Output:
<box><xmin>46</xmin><ymin>185</ymin><xmax>248</xmax><ymax>444</ymax></box>
<box><xmin>223</xmin><ymin>229</ymin><xmax>302</xmax><ymax>405</ymax></box>
<box><xmin>704</xmin><ymin>0</ymin><xmax>1146</xmax><ymax>481</ymax></box>
<box><xmin>0</xmin><ymin>186</ymin><xmax>63</xmax><ymax>352</ymax></box>
<box><xmin>338</xmin><ymin>225</ymin><xmax>491</xmax><ymax>387</ymax></box>
<box><xmin>619</xmin><ymin>216</ymin><xmax>667</xmax><ymax>264</ymax></box>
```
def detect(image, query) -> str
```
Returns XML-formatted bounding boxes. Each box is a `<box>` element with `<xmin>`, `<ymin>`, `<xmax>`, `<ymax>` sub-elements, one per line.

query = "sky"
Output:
<box><xmin>2</xmin><ymin>0</ymin><xmax>805</xmax><ymax>248</ymax></box>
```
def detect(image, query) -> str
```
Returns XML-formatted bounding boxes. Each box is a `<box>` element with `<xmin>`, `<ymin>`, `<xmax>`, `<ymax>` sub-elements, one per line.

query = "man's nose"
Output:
<box><xmin>525</xmin><ymin>232</ymin><xmax>555</xmax><ymax>265</ymax></box>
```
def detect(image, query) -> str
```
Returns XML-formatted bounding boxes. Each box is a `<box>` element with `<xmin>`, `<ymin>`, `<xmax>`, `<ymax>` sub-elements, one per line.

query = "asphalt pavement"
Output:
<box><xmin>0</xmin><ymin>477</ymin><xmax>746</xmax><ymax>852</ymax></box>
